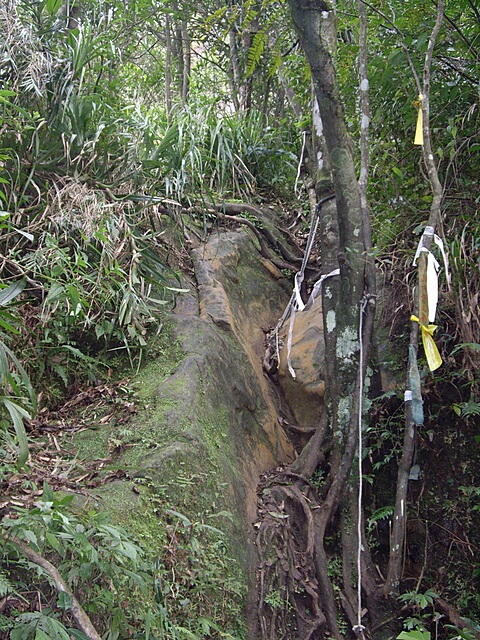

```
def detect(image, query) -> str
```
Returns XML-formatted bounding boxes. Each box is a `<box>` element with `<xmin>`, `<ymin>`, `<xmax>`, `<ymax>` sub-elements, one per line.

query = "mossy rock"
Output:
<box><xmin>71</xmin><ymin>229</ymin><xmax>296</xmax><ymax>636</ymax></box>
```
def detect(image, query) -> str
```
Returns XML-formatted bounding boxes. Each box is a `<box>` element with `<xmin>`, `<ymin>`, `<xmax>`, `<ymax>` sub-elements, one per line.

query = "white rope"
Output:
<box><xmin>354</xmin><ymin>296</ymin><xmax>368</xmax><ymax>637</ymax></box>
<box><xmin>294</xmin><ymin>131</ymin><xmax>307</xmax><ymax>197</ymax></box>
<box><xmin>273</xmin><ymin>195</ymin><xmax>337</xmax><ymax>376</ymax></box>
<box><xmin>286</xmin><ymin>306</ymin><xmax>297</xmax><ymax>378</ymax></box>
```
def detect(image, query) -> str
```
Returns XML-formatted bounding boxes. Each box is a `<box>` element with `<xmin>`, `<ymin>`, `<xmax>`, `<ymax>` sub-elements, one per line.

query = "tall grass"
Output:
<box><xmin>149</xmin><ymin>104</ymin><xmax>298</xmax><ymax>202</ymax></box>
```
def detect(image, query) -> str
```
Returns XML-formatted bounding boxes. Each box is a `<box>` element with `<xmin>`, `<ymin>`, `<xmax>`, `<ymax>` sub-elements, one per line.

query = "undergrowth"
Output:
<box><xmin>0</xmin><ymin>483</ymin><xmax>246</xmax><ymax>640</ymax></box>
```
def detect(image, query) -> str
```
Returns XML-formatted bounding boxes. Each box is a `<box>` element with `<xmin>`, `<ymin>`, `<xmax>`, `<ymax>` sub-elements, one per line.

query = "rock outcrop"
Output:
<box><xmin>277</xmin><ymin>297</ymin><xmax>326</xmax><ymax>436</ymax></box>
<box><xmin>77</xmin><ymin>227</ymin><xmax>296</xmax><ymax>637</ymax></box>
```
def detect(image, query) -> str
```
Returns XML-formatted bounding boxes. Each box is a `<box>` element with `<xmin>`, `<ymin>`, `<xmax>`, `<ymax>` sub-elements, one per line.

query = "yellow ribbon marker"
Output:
<box><xmin>411</xmin><ymin>315</ymin><xmax>442</xmax><ymax>371</ymax></box>
<box><xmin>414</xmin><ymin>94</ymin><xmax>424</xmax><ymax>146</ymax></box>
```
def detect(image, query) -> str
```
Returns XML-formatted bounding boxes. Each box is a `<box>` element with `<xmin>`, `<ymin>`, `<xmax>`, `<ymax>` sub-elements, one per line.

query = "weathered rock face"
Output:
<box><xmin>180</xmin><ymin>230</ymin><xmax>296</xmax><ymax>524</ymax></box>
<box><xmin>277</xmin><ymin>297</ymin><xmax>326</xmax><ymax>435</ymax></box>
<box><xmin>79</xmin><ymin>229</ymin><xmax>295</xmax><ymax>630</ymax></box>
<box><xmin>71</xmin><ymin>226</ymin><xmax>302</xmax><ymax>637</ymax></box>
<box><xmin>135</xmin><ymin>233</ymin><xmax>295</xmax><ymax>507</ymax></box>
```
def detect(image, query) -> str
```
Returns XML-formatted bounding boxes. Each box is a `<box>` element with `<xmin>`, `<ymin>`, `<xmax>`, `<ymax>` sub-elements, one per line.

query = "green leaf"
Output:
<box><xmin>46</xmin><ymin>532</ymin><xmax>62</xmax><ymax>554</ymax></box>
<box><xmin>0</xmin><ymin>339</ymin><xmax>36</xmax><ymax>409</ymax></box>
<box><xmin>207</xmin><ymin>510</ymin><xmax>234</xmax><ymax>521</ymax></box>
<box><xmin>195</xmin><ymin>523</ymin><xmax>225</xmax><ymax>535</ymax></box>
<box><xmin>246</xmin><ymin>31</ymin><xmax>267</xmax><ymax>78</ymax></box>
<box><xmin>0</xmin><ymin>570</ymin><xmax>14</xmax><ymax>597</ymax></box>
<box><xmin>42</xmin><ymin>482</ymin><xmax>55</xmax><ymax>502</ymax></box>
<box><xmin>165</xmin><ymin>509</ymin><xmax>192</xmax><ymax>527</ymax></box>
<box><xmin>173</xmin><ymin>627</ymin><xmax>201</xmax><ymax>640</ymax></box>
<box><xmin>368</xmin><ymin>505</ymin><xmax>393</xmax><ymax>530</ymax></box>
<box><xmin>0</xmin><ymin>279</ymin><xmax>26</xmax><ymax>307</ymax></box>
<box><xmin>397</xmin><ymin>631</ymin><xmax>431</xmax><ymax>640</ymax></box>
<box><xmin>44</xmin><ymin>0</ymin><xmax>63</xmax><ymax>15</ymax></box>
<box><xmin>0</xmin><ymin>311</ymin><xmax>20</xmax><ymax>335</ymax></box>
<box><xmin>44</xmin><ymin>283</ymin><xmax>65</xmax><ymax>305</ymax></box>
<box><xmin>117</xmin><ymin>540</ymin><xmax>139</xmax><ymax>561</ymax></box>
<box><xmin>451</xmin><ymin>342</ymin><xmax>480</xmax><ymax>355</ymax></box>
<box><xmin>56</xmin><ymin>591</ymin><xmax>73</xmax><ymax>611</ymax></box>
<box><xmin>23</xmin><ymin>529</ymin><xmax>38</xmax><ymax>547</ymax></box>
<box><xmin>41</xmin><ymin>615</ymin><xmax>71</xmax><ymax>640</ymax></box>
<box><xmin>3</xmin><ymin>398</ymin><xmax>31</xmax><ymax>467</ymax></box>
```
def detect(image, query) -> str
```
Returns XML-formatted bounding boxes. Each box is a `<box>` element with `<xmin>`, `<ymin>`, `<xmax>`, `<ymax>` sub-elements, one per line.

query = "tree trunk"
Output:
<box><xmin>384</xmin><ymin>0</ymin><xmax>445</xmax><ymax>595</ymax></box>
<box><xmin>286</xmin><ymin>0</ymin><xmax>369</xmax><ymax>477</ymax></box>
<box><xmin>228</xmin><ymin>26</ymin><xmax>241</xmax><ymax>111</ymax></box>
<box><xmin>180</xmin><ymin>19</ymin><xmax>190</xmax><ymax>105</ymax></box>
<box><xmin>284</xmin><ymin>0</ymin><xmax>377</xmax><ymax>636</ymax></box>
<box><xmin>165</xmin><ymin>14</ymin><xmax>173</xmax><ymax>119</ymax></box>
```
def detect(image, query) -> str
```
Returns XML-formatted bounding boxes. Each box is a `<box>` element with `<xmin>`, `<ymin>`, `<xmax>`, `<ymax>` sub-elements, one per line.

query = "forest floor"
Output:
<box><xmin>0</xmin><ymin>378</ymin><xmax>137</xmax><ymax>514</ymax></box>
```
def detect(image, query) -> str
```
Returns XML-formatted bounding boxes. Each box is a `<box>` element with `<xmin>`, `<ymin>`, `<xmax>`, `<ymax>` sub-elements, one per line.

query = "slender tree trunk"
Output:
<box><xmin>384</xmin><ymin>0</ymin><xmax>445</xmax><ymax>595</ymax></box>
<box><xmin>277</xmin><ymin>64</ymin><xmax>303</xmax><ymax>120</ymax></box>
<box><xmin>180</xmin><ymin>20</ymin><xmax>190</xmax><ymax>105</ymax></box>
<box><xmin>287</xmin><ymin>0</ymin><xmax>369</xmax><ymax>465</ymax></box>
<box><xmin>173</xmin><ymin>22</ymin><xmax>183</xmax><ymax>97</ymax></box>
<box><xmin>261</xmin><ymin>75</ymin><xmax>271</xmax><ymax>122</ymax></box>
<box><xmin>228</xmin><ymin>26</ymin><xmax>241</xmax><ymax>111</ymax></box>
<box><xmin>287</xmin><ymin>1</ymin><xmax>376</xmax><ymax>636</ymax></box>
<box><xmin>165</xmin><ymin>14</ymin><xmax>173</xmax><ymax>119</ymax></box>
<box><xmin>240</xmin><ymin>27</ymin><xmax>253</xmax><ymax>112</ymax></box>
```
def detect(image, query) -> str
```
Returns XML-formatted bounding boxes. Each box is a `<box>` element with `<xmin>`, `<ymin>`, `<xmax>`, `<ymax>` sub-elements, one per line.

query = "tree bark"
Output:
<box><xmin>228</xmin><ymin>26</ymin><xmax>241</xmax><ymax>111</ymax></box>
<box><xmin>180</xmin><ymin>19</ymin><xmax>190</xmax><ymax>105</ymax></box>
<box><xmin>287</xmin><ymin>0</ymin><xmax>370</xmax><ymax>489</ymax></box>
<box><xmin>165</xmin><ymin>14</ymin><xmax>173</xmax><ymax>119</ymax></box>
<box><xmin>286</xmin><ymin>1</ymin><xmax>376</xmax><ymax>636</ymax></box>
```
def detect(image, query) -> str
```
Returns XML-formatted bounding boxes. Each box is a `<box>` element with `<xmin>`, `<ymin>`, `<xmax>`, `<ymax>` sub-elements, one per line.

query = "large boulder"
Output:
<box><xmin>278</xmin><ymin>297</ymin><xmax>326</xmax><ymax>436</ymax></box>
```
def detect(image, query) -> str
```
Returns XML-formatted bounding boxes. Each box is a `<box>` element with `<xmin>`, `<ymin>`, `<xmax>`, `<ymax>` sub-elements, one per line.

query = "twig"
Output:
<box><xmin>360</xmin><ymin>0</ymin><xmax>421</xmax><ymax>93</ymax></box>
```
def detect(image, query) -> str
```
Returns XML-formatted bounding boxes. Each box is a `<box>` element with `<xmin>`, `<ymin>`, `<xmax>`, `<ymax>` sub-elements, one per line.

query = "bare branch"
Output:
<box><xmin>360</xmin><ymin>0</ymin><xmax>421</xmax><ymax>93</ymax></box>
<box><xmin>3</xmin><ymin>534</ymin><xmax>102</xmax><ymax>640</ymax></box>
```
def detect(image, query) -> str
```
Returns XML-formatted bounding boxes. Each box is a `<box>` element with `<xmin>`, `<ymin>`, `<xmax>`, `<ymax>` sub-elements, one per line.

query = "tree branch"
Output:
<box><xmin>3</xmin><ymin>534</ymin><xmax>102</xmax><ymax>640</ymax></box>
<box><xmin>360</xmin><ymin>0</ymin><xmax>422</xmax><ymax>93</ymax></box>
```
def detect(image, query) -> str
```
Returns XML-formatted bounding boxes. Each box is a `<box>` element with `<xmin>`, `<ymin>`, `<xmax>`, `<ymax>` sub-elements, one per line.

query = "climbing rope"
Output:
<box><xmin>274</xmin><ymin>195</ymin><xmax>336</xmax><ymax>372</ymax></box>
<box><xmin>294</xmin><ymin>131</ymin><xmax>308</xmax><ymax>197</ymax></box>
<box><xmin>353</xmin><ymin>296</ymin><xmax>369</xmax><ymax>639</ymax></box>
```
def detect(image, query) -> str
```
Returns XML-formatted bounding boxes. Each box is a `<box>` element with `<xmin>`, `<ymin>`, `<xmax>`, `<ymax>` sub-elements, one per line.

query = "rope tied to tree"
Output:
<box><xmin>354</xmin><ymin>295</ymin><xmax>369</xmax><ymax>639</ymax></box>
<box><xmin>274</xmin><ymin>195</ymin><xmax>337</xmax><ymax>376</ymax></box>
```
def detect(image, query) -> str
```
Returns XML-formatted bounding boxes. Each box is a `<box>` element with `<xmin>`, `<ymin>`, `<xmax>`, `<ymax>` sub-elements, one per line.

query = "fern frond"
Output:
<box><xmin>246</xmin><ymin>30</ymin><xmax>267</xmax><ymax>78</ymax></box>
<box><xmin>242</xmin><ymin>7</ymin><xmax>259</xmax><ymax>31</ymax></box>
<box><xmin>268</xmin><ymin>46</ymin><xmax>283</xmax><ymax>79</ymax></box>
<box><xmin>0</xmin><ymin>569</ymin><xmax>14</xmax><ymax>597</ymax></box>
<box><xmin>202</xmin><ymin>6</ymin><xmax>229</xmax><ymax>32</ymax></box>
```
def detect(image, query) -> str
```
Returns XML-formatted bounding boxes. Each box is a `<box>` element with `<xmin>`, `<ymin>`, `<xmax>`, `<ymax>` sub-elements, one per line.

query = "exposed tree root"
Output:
<box><xmin>256</xmin><ymin>470</ymin><xmax>326</xmax><ymax>640</ymax></box>
<box><xmin>207</xmin><ymin>202</ymin><xmax>304</xmax><ymax>265</ymax></box>
<box><xmin>435</xmin><ymin>598</ymin><xmax>480</xmax><ymax>640</ymax></box>
<box><xmin>256</xmin><ymin>467</ymin><xmax>387</xmax><ymax>639</ymax></box>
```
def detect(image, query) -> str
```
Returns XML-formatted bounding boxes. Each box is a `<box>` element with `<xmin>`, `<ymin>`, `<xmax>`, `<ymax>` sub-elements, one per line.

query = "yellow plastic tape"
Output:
<box><xmin>411</xmin><ymin>315</ymin><xmax>442</xmax><ymax>371</ymax></box>
<box><xmin>414</xmin><ymin>94</ymin><xmax>424</xmax><ymax>146</ymax></box>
